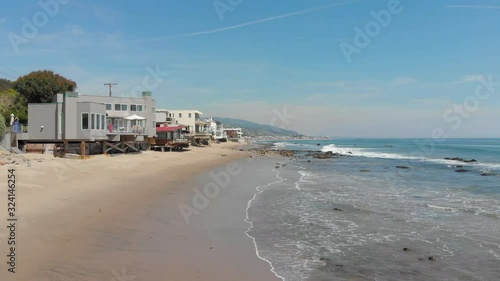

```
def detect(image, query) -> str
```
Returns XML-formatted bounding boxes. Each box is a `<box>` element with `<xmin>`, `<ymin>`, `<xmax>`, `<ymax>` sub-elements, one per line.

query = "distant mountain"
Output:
<box><xmin>213</xmin><ymin>117</ymin><xmax>303</xmax><ymax>137</ymax></box>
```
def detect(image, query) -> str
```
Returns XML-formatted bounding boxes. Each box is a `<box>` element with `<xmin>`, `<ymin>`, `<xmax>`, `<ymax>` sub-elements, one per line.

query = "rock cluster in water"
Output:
<box><xmin>445</xmin><ymin>157</ymin><xmax>477</xmax><ymax>163</ymax></box>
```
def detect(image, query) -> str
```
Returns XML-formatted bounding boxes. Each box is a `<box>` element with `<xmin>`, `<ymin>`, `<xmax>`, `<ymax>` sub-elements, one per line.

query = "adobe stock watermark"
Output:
<box><xmin>178</xmin><ymin>105</ymin><xmax>298</xmax><ymax>224</ymax></box>
<box><xmin>110</xmin><ymin>267</ymin><xmax>135</xmax><ymax>281</ymax></box>
<box><xmin>269</xmin><ymin>106</ymin><xmax>297</xmax><ymax>134</ymax></box>
<box><xmin>179</xmin><ymin>161</ymin><xmax>243</xmax><ymax>224</ymax></box>
<box><xmin>383</xmin><ymin>74</ymin><xmax>499</xmax><ymax>183</ymax></box>
<box><xmin>339</xmin><ymin>0</ymin><xmax>409</xmax><ymax>63</ymax></box>
<box><xmin>130</xmin><ymin>65</ymin><xmax>170</xmax><ymax>97</ymax></box>
<box><xmin>416</xmin><ymin>74</ymin><xmax>499</xmax><ymax>156</ymax></box>
<box><xmin>213</xmin><ymin>0</ymin><xmax>243</xmax><ymax>21</ymax></box>
<box><xmin>7</xmin><ymin>0</ymin><xmax>71</xmax><ymax>54</ymax></box>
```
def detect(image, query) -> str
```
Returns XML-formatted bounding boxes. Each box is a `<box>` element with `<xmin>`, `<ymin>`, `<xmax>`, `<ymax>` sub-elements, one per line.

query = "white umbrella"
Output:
<box><xmin>124</xmin><ymin>114</ymin><xmax>146</xmax><ymax>120</ymax></box>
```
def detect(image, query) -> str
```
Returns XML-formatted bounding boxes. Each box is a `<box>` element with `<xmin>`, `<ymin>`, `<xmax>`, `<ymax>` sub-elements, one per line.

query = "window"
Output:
<box><xmin>101</xmin><ymin>115</ymin><xmax>105</xmax><ymax>130</ymax></box>
<box><xmin>96</xmin><ymin>114</ymin><xmax>100</xmax><ymax>130</ymax></box>
<box><xmin>188</xmin><ymin>113</ymin><xmax>192</xmax><ymax>118</ymax></box>
<box><xmin>82</xmin><ymin>113</ymin><xmax>89</xmax><ymax>129</ymax></box>
<box><xmin>137</xmin><ymin>105</ymin><xmax>143</xmax><ymax>111</ymax></box>
<box><xmin>130</xmin><ymin>104</ymin><xmax>137</xmax><ymax>111</ymax></box>
<box><xmin>91</xmin><ymin>114</ymin><xmax>95</xmax><ymax>129</ymax></box>
<box><xmin>115</xmin><ymin>104</ymin><xmax>121</xmax><ymax>111</ymax></box>
<box><xmin>179</xmin><ymin>113</ymin><xmax>182</xmax><ymax>118</ymax></box>
<box><xmin>106</xmin><ymin>103</ymin><xmax>112</xmax><ymax>110</ymax></box>
<box><xmin>121</xmin><ymin>104</ymin><xmax>128</xmax><ymax>111</ymax></box>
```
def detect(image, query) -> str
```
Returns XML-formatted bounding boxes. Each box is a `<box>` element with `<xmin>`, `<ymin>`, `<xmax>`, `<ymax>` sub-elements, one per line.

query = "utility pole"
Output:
<box><xmin>104</xmin><ymin>83</ymin><xmax>117</xmax><ymax>97</ymax></box>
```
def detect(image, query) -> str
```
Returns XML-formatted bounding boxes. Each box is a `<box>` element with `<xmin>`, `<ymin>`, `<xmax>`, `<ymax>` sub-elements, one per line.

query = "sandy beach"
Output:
<box><xmin>0</xmin><ymin>143</ymin><xmax>281</xmax><ymax>281</ymax></box>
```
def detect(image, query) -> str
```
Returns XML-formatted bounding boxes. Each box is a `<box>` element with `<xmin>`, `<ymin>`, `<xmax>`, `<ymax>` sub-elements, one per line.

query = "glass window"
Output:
<box><xmin>96</xmin><ymin>114</ymin><xmax>100</xmax><ymax>130</ymax></box>
<box><xmin>121</xmin><ymin>104</ymin><xmax>128</xmax><ymax>111</ymax></box>
<box><xmin>179</xmin><ymin>113</ymin><xmax>182</xmax><ymax>118</ymax></box>
<box><xmin>106</xmin><ymin>103</ymin><xmax>112</xmax><ymax>110</ymax></box>
<box><xmin>91</xmin><ymin>114</ymin><xmax>95</xmax><ymax>129</ymax></box>
<box><xmin>188</xmin><ymin>113</ymin><xmax>192</xmax><ymax>118</ymax></box>
<box><xmin>115</xmin><ymin>104</ymin><xmax>121</xmax><ymax>111</ymax></box>
<box><xmin>82</xmin><ymin>113</ymin><xmax>89</xmax><ymax>129</ymax></box>
<box><xmin>130</xmin><ymin>104</ymin><xmax>137</xmax><ymax>111</ymax></box>
<box><xmin>137</xmin><ymin>105</ymin><xmax>143</xmax><ymax>111</ymax></box>
<box><xmin>101</xmin><ymin>115</ymin><xmax>105</xmax><ymax>130</ymax></box>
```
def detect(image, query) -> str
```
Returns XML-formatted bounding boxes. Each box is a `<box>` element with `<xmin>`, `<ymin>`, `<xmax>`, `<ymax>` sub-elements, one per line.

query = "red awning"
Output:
<box><xmin>156</xmin><ymin>125</ymin><xmax>186</xmax><ymax>133</ymax></box>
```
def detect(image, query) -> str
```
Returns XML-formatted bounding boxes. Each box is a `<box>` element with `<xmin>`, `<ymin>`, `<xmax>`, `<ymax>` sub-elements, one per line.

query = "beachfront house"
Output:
<box><xmin>223</xmin><ymin>127</ymin><xmax>243</xmax><ymax>142</ymax></box>
<box><xmin>202</xmin><ymin>118</ymin><xmax>226</xmax><ymax>140</ymax></box>
<box><xmin>17</xmin><ymin>91</ymin><xmax>157</xmax><ymax>155</ymax></box>
<box><xmin>156</xmin><ymin>109</ymin><xmax>203</xmax><ymax>135</ymax></box>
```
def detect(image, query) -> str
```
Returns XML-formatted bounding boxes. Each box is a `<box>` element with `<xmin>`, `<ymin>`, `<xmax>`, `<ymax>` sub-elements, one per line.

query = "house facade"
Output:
<box><xmin>223</xmin><ymin>128</ymin><xmax>243</xmax><ymax>142</ymax></box>
<box><xmin>26</xmin><ymin>91</ymin><xmax>156</xmax><ymax>142</ymax></box>
<box><xmin>156</xmin><ymin>109</ymin><xmax>203</xmax><ymax>134</ymax></box>
<box><xmin>78</xmin><ymin>91</ymin><xmax>156</xmax><ymax>137</ymax></box>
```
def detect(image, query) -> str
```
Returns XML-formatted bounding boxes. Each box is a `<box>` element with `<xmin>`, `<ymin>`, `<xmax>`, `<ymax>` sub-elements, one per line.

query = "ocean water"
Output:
<box><xmin>246</xmin><ymin>139</ymin><xmax>500</xmax><ymax>281</ymax></box>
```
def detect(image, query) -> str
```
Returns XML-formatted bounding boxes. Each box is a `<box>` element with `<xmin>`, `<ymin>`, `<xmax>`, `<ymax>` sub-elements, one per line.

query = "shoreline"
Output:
<box><xmin>244</xmin><ymin>161</ymin><xmax>287</xmax><ymax>281</ymax></box>
<box><xmin>0</xmin><ymin>143</ymin><xmax>280</xmax><ymax>281</ymax></box>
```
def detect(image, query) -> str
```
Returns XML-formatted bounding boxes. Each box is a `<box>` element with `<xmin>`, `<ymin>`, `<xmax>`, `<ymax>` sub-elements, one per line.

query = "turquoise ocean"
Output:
<box><xmin>246</xmin><ymin>139</ymin><xmax>500</xmax><ymax>281</ymax></box>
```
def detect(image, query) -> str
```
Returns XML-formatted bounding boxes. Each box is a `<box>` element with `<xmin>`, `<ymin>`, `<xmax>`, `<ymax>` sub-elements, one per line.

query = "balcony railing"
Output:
<box><xmin>9</xmin><ymin>124</ymin><xmax>29</xmax><ymax>133</ymax></box>
<box><xmin>108</xmin><ymin>126</ymin><xmax>147</xmax><ymax>134</ymax></box>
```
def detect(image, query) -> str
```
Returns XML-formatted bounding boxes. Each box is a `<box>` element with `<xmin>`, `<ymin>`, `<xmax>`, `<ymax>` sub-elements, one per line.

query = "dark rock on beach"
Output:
<box><xmin>333</xmin><ymin>208</ymin><xmax>343</xmax><ymax>212</ymax></box>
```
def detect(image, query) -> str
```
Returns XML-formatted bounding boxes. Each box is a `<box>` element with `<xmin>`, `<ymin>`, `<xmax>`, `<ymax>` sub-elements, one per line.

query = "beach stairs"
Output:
<box><xmin>0</xmin><ymin>145</ymin><xmax>9</xmax><ymax>153</ymax></box>
<box><xmin>9</xmin><ymin>147</ymin><xmax>24</xmax><ymax>154</ymax></box>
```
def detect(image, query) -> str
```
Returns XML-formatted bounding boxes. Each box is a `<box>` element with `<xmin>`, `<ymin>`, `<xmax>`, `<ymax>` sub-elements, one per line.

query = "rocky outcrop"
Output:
<box><xmin>445</xmin><ymin>157</ymin><xmax>478</xmax><ymax>163</ymax></box>
<box><xmin>307</xmin><ymin>151</ymin><xmax>340</xmax><ymax>159</ymax></box>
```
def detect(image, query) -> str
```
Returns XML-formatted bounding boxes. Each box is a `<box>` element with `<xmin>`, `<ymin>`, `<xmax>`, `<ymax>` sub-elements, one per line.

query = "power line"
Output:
<box><xmin>0</xmin><ymin>64</ymin><xmax>21</xmax><ymax>80</ymax></box>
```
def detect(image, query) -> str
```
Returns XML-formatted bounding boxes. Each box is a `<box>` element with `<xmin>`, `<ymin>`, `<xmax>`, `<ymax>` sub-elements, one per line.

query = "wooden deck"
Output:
<box><xmin>148</xmin><ymin>138</ymin><xmax>189</xmax><ymax>152</ymax></box>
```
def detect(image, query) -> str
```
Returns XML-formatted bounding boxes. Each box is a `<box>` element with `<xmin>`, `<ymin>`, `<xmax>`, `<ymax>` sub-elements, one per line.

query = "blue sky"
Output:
<box><xmin>1</xmin><ymin>0</ymin><xmax>500</xmax><ymax>137</ymax></box>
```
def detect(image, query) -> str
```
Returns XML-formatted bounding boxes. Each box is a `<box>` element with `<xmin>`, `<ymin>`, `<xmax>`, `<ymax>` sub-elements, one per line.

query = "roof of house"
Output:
<box><xmin>156</xmin><ymin>125</ymin><xmax>186</xmax><ymax>132</ymax></box>
<box><xmin>157</xmin><ymin>109</ymin><xmax>203</xmax><ymax>115</ymax></box>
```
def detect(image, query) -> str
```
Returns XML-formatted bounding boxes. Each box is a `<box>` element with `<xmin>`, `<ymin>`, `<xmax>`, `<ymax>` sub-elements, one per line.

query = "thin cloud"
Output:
<box><xmin>446</xmin><ymin>5</ymin><xmax>500</xmax><ymax>9</ymax></box>
<box><xmin>127</xmin><ymin>0</ymin><xmax>361</xmax><ymax>43</ymax></box>
<box><xmin>462</xmin><ymin>74</ymin><xmax>485</xmax><ymax>83</ymax></box>
<box><xmin>393</xmin><ymin>77</ymin><xmax>417</xmax><ymax>85</ymax></box>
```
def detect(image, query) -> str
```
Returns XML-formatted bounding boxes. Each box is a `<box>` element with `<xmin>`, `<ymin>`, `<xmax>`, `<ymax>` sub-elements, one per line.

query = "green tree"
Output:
<box><xmin>0</xmin><ymin>78</ymin><xmax>13</xmax><ymax>91</ymax></box>
<box><xmin>6</xmin><ymin>94</ymin><xmax>28</xmax><ymax>122</ymax></box>
<box><xmin>14</xmin><ymin>70</ymin><xmax>77</xmax><ymax>103</ymax></box>
<box><xmin>0</xmin><ymin>114</ymin><xmax>6</xmax><ymax>136</ymax></box>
